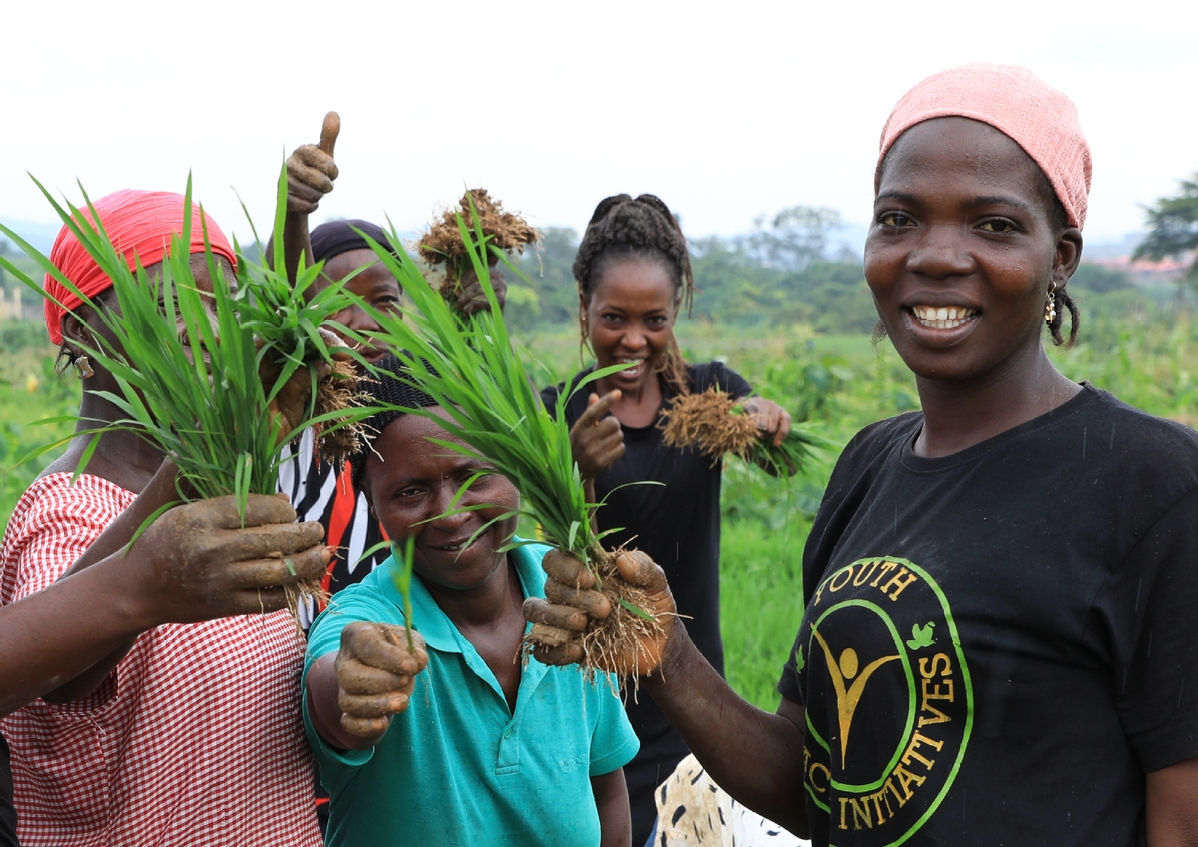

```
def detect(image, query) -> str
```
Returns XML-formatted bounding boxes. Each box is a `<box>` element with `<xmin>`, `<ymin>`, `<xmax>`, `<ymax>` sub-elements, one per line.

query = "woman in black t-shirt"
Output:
<box><xmin>540</xmin><ymin>193</ymin><xmax>791</xmax><ymax>844</ymax></box>
<box><xmin>527</xmin><ymin>67</ymin><xmax>1198</xmax><ymax>846</ymax></box>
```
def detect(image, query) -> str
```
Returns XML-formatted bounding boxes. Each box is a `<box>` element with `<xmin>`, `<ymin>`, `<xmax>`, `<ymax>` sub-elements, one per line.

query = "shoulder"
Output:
<box><xmin>835</xmin><ymin>412</ymin><xmax>923</xmax><ymax>476</ymax></box>
<box><xmin>1085</xmin><ymin>386</ymin><xmax>1198</xmax><ymax>458</ymax></box>
<box><xmin>17</xmin><ymin>472</ymin><xmax>134</xmax><ymax>518</ymax></box>
<box><xmin>1065</xmin><ymin>386</ymin><xmax>1198</xmax><ymax>500</ymax></box>
<box><xmin>687</xmin><ymin>361</ymin><xmax>752</xmax><ymax>398</ymax></box>
<box><xmin>2</xmin><ymin>473</ymin><xmax>135</xmax><ymax>599</ymax></box>
<box><xmin>11</xmin><ymin>475</ymin><xmax>123</xmax><ymax>549</ymax></box>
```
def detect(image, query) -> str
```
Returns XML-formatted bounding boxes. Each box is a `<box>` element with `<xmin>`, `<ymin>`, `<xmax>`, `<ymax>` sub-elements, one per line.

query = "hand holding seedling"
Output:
<box><xmin>130</xmin><ymin>493</ymin><xmax>329</xmax><ymax>623</ymax></box>
<box><xmin>286</xmin><ymin>112</ymin><xmax>340</xmax><ymax>214</ymax></box>
<box><xmin>328</xmin><ymin>622</ymin><xmax>428</xmax><ymax>745</ymax></box>
<box><xmin>570</xmin><ymin>391</ymin><xmax>626</xmax><ymax>481</ymax></box>
<box><xmin>524</xmin><ymin>548</ymin><xmax>676</xmax><ymax>677</ymax></box>
<box><xmin>741</xmin><ymin>397</ymin><xmax>792</xmax><ymax>448</ymax></box>
<box><xmin>456</xmin><ymin>260</ymin><xmax>508</xmax><ymax>317</ymax></box>
<box><xmin>261</xmin><ymin>326</ymin><xmax>355</xmax><ymax>444</ymax></box>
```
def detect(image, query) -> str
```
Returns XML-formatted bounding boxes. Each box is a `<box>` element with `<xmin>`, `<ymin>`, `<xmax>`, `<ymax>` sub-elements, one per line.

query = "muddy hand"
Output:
<box><xmin>335</xmin><ymin>621</ymin><xmax>429</xmax><ymax>737</ymax></box>
<box><xmin>570</xmin><ymin>391</ymin><xmax>625</xmax><ymax>480</ymax></box>
<box><xmin>131</xmin><ymin>493</ymin><xmax>329</xmax><ymax>624</ymax></box>
<box><xmin>523</xmin><ymin>548</ymin><xmax>676</xmax><ymax>676</ymax></box>
<box><xmin>742</xmin><ymin>397</ymin><xmax>792</xmax><ymax>448</ymax></box>
<box><xmin>457</xmin><ymin>260</ymin><xmax>508</xmax><ymax>317</ymax></box>
<box><xmin>262</xmin><ymin>327</ymin><xmax>354</xmax><ymax>443</ymax></box>
<box><xmin>287</xmin><ymin>111</ymin><xmax>340</xmax><ymax>214</ymax></box>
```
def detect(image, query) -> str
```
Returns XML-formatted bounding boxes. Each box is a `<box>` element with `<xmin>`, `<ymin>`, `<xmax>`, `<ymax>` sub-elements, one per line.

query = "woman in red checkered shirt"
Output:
<box><xmin>0</xmin><ymin>190</ymin><xmax>331</xmax><ymax>846</ymax></box>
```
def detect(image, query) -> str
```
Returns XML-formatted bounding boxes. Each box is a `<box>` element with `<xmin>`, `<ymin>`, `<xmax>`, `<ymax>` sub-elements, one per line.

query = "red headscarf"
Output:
<box><xmin>44</xmin><ymin>189</ymin><xmax>237</xmax><ymax>345</ymax></box>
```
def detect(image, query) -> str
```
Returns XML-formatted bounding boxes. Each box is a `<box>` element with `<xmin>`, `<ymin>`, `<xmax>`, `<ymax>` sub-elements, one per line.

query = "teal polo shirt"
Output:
<box><xmin>303</xmin><ymin>541</ymin><xmax>639</xmax><ymax>847</ymax></box>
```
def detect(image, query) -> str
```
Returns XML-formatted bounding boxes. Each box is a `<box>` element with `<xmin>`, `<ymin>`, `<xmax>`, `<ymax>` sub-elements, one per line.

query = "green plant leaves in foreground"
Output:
<box><xmin>0</xmin><ymin>170</ymin><xmax>374</xmax><ymax>515</ymax></box>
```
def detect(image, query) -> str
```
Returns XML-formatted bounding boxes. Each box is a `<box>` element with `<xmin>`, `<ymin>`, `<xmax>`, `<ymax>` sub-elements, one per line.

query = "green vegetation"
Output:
<box><xmin>1134</xmin><ymin>170</ymin><xmax>1198</xmax><ymax>287</ymax></box>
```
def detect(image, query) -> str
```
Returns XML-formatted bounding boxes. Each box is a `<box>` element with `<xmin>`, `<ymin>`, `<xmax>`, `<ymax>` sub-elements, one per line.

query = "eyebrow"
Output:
<box><xmin>874</xmin><ymin>191</ymin><xmax>1036</xmax><ymax>215</ymax></box>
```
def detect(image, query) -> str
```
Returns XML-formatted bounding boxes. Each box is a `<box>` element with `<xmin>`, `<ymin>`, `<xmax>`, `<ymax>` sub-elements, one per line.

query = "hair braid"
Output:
<box><xmin>1048</xmin><ymin>288</ymin><xmax>1080</xmax><ymax>348</ymax></box>
<box><xmin>573</xmin><ymin>194</ymin><xmax>694</xmax><ymax>393</ymax></box>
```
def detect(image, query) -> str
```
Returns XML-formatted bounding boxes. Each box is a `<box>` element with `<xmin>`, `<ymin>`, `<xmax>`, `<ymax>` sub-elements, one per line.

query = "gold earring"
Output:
<box><xmin>1044</xmin><ymin>283</ymin><xmax>1057</xmax><ymax>325</ymax></box>
<box><xmin>74</xmin><ymin>355</ymin><xmax>95</xmax><ymax>379</ymax></box>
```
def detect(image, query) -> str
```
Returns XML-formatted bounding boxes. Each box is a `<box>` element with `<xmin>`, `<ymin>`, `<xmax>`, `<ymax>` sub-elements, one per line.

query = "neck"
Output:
<box><xmin>423</xmin><ymin>556</ymin><xmax>523</xmax><ymax>631</ymax></box>
<box><xmin>595</xmin><ymin>370</ymin><xmax>665</xmax><ymax>426</ymax></box>
<box><xmin>50</xmin><ymin>388</ymin><xmax>165</xmax><ymax>493</ymax></box>
<box><xmin>913</xmin><ymin>346</ymin><xmax>1081</xmax><ymax>458</ymax></box>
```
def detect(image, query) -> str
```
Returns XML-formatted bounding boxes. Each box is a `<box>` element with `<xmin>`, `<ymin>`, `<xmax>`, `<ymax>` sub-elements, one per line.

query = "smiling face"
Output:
<box><xmin>865</xmin><ymin>117</ymin><xmax>1081</xmax><ymax>385</ymax></box>
<box><xmin>364</xmin><ymin>408</ymin><xmax>520</xmax><ymax>593</ymax></box>
<box><xmin>313</xmin><ymin>248</ymin><xmax>402</xmax><ymax>364</ymax></box>
<box><xmin>583</xmin><ymin>256</ymin><xmax>679</xmax><ymax>394</ymax></box>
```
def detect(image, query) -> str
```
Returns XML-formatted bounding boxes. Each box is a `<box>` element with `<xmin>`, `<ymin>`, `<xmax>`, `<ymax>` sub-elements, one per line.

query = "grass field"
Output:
<box><xmin>3</xmin><ymin>307</ymin><xmax>1197</xmax><ymax>709</ymax></box>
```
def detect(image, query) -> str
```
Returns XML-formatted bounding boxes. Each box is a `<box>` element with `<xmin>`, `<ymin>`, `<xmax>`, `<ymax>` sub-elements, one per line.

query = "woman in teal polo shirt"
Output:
<box><xmin>303</xmin><ymin>355</ymin><xmax>638</xmax><ymax>847</ymax></box>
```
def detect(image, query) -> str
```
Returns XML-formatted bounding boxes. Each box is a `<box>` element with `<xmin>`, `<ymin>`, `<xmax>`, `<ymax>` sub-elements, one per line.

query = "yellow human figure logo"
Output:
<box><xmin>811</xmin><ymin>624</ymin><xmax>901</xmax><ymax>768</ymax></box>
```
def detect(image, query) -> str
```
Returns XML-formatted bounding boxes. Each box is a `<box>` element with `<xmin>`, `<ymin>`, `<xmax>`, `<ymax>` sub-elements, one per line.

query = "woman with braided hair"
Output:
<box><xmin>540</xmin><ymin>193</ymin><xmax>792</xmax><ymax>843</ymax></box>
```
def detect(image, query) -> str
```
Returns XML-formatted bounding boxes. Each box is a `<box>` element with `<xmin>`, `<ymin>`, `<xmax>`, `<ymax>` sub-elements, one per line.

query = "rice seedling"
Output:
<box><xmin>417</xmin><ymin>188</ymin><xmax>540</xmax><ymax>309</ymax></box>
<box><xmin>0</xmin><ymin>170</ymin><xmax>376</xmax><ymax>614</ymax></box>
<box><xmin>658</xmin><ymin>386</ymin><xmax>825</xmax><ymax>478</ymax></box>
<box><xmin>347</xmin><ymin>209</ymin><xmax>665</xmax><ymax>677</ymax></box>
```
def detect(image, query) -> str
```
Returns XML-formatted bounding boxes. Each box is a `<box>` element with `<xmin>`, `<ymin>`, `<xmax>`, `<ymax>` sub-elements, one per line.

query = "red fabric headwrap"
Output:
<box><xmin>44</xmin><ymin>189</ymin><xmax>237</xmax><ymax>345</ymax></box>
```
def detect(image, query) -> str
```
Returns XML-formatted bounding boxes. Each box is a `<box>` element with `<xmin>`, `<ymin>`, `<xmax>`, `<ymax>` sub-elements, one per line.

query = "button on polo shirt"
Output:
<box><xmin>304</xmin><ymin>541</ymin><xmax>639</xmax><ymax>847</ymax></box>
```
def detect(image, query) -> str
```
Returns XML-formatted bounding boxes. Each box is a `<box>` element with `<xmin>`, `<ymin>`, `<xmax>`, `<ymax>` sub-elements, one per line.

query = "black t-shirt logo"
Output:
<box><xmin>799</xmin><ymin>557</ymin><xmax>974</xmax><ymax>843</ymax></box>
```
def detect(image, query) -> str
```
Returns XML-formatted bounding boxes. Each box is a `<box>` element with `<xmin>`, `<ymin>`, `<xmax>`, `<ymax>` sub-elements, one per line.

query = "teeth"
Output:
<box><xmin>912</xmin><ymin>305</ymin><xmax>976</xmax><ymax>328</ymax></box>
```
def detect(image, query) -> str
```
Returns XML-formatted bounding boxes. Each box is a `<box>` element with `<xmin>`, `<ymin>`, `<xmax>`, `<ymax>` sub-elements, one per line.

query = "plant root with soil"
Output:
<box><xmin>418</xmin><ymin>188</ymin><xmax>539</xmax><ymax>303</ymax></box>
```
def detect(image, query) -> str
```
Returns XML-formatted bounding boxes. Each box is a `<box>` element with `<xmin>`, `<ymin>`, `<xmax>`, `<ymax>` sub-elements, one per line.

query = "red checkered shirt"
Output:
<box><xmin>0</xmin><ymin>473</ymin><xmax>322</xmax><ymax>846</ymax></box>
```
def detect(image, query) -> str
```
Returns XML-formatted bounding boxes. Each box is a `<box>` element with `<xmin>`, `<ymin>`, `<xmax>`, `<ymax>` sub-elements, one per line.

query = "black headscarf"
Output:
<box><xmin>310</xmin><ymin>219</ymin><xmax>399</xmax><ymax>264</ymax></box>
<box><xmin>351</xmin><ymin>353</ymin><xmax>440</xmax><ymax>492</ymax></box>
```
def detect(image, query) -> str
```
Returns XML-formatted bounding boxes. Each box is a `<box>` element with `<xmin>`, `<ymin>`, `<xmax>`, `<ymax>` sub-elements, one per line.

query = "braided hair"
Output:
<box><xmin>572</xmin><ymin>194</ymin><xmax>694</xmax><ymax>393</ymax></box>
<box><xmin>1034</xmin><ymin>169</ymin><xmax>1080</xmax><ymax>348</ymax></box>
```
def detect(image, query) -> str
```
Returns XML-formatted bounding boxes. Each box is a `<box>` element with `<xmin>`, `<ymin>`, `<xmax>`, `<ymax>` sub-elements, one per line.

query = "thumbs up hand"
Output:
<box><xmin>286</xmin><ymin>111</ymin><xmax>340</xmax><ymax>214</ymax></box>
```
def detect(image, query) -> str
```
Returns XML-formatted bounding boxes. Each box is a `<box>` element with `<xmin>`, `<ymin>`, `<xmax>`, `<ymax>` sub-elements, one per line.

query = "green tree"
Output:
<box><xmin>505</xmin><ymin>227</ymin><xmax>580</xmax><ymax>329</ymax></box>
<box><xmin>1133</xmin><ymin>171</ymin><xmax>1198</xmax><ymax>300</ymax></box>
<box><xmin>746</xmin><ymin>206</ymin><xmax>843</xmax><ymax>272</ymax></box>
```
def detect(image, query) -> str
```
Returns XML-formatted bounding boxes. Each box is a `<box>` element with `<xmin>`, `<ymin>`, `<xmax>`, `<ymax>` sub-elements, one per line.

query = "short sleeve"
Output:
<box><xmin>1103</xmin><ymin>483</ymin><xmax>1198</xmax><ymax>771</ymax></box>
<box><xmin>690</xmin><ymin>362</ymin><xmax>752</xmax><ymax>400</ymax></box>
<box><xmin>777</xmin><ymin>637</ymin><xmax>804</xmax><ymax>706</ymax></box>
<box><xmin>1</xmin><ymin>475</ymin><xmax>130</xmax><ymax>604</ymax></box>
<box><xmin>302</xmin><ymin>588</ymin><xmax>400</xmax><ymax>768</ymax></box>
<box><xmin>586</xmin><ymin>673</ymin><xmax>640</xmax><ymax>776</ymax></box>
<box><xmin>540</xmin><ymin>382</ymin><xmax>564</xmax><ymax>422</ymax></box>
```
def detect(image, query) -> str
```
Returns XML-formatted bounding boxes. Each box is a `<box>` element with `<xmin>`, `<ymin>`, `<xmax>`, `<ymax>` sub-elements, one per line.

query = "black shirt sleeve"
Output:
<box><xmin>540</xmin><ymin>381</ymin><xmax>564</xmax><ymax>422</ymax></box>
<box><xmin>1101</xmin><ymin>482</ymin><xmax>1198</xmax><ymax>771</ymax></box>
<box><xmin>0</xmin><ymin>733</ymin><xmax>17</xmax><ymax>847</ymax></box>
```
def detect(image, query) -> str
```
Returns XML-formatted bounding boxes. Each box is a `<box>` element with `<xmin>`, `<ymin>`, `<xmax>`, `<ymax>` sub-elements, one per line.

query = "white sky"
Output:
<box><xmin>2</xmin><ymin>0</ymin><xmax>1194</xmax><ymax>250</ymax></box>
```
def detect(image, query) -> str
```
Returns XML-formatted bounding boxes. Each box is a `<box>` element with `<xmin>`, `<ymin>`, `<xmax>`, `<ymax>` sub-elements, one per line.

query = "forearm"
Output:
<box><xmin>644</xmin><ymin>627</ymin><xmax>808</xmax><ymax>835</ymax></box>
<box><xmin>282</xmin><ymin>210</ymin><xmax>313</xmax><ymax>284</ymax></box>
<box><xmin>0</xmin><ymin>555</ymin><xmax>155</xmax><ymax>716</ymax></box>
<box><xmin>1147</xmin><ymin>757</ymin><xmax>1198</xmax><ymax>847</ymax></box>
<box><xmin>592</xmin><ymin>769</ymin><xmax>631</xmax><ymax>847</ymax></box>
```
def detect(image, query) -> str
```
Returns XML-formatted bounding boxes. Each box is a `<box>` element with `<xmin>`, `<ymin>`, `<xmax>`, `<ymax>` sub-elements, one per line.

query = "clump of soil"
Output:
<box><xmin>659</xmin><ymin>387</ymin><xmax>760</xmax><ymax>465</ymax></box>
<box><xmin>418</xmin><ymin>188</ymin><xmax>540</xmax><ymax>303</ymax></box>
<box><xmin>311</xmin><ymin>358</ymin><xmax>363</xmax><ymax>464</ymax></box>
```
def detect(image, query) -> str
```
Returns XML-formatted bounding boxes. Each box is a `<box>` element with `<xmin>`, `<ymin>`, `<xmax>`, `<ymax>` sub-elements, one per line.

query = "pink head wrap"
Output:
<box><xmin>44</xmin><ymin>189</ymin><xmax>237</xmax><ymax>345</ymax></box>
<box><xmin>876</xmin><ymin>63</ymin><xmax>1092</xmax><ymax>230</ymax></box>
